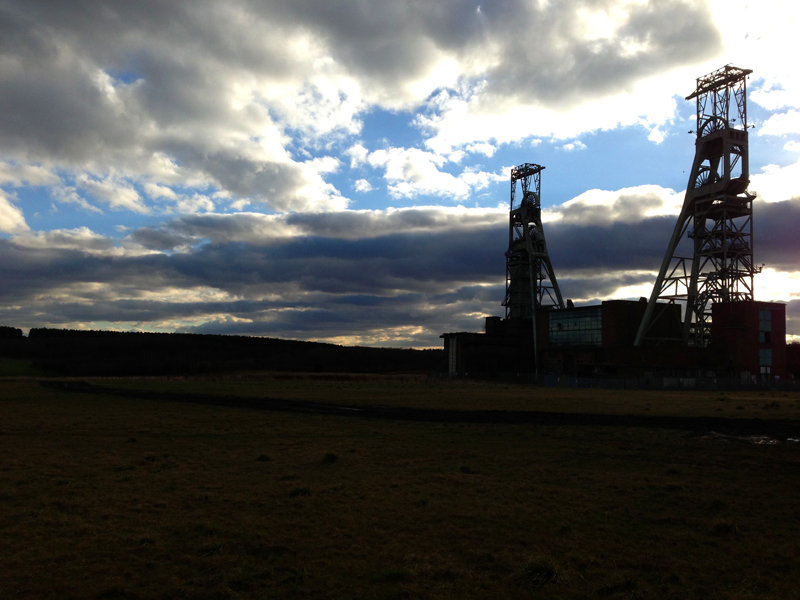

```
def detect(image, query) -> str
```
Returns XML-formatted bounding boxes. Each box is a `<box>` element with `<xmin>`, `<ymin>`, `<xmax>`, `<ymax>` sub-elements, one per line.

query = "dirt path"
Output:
<box><xmin>43</xmin><ymin>380</ymin><xmax>800</xmax><ymax>440</ymax></box>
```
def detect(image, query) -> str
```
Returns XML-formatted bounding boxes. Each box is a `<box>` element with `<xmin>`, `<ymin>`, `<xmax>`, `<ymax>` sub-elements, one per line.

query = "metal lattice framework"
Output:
<box><xmin>503</xmin><ymin>163</ymin><xmax>565</xmax><ymax>319</ymax></box>
<box><xmin>635</xmin><ymin>65</ymin><xmax>758</xmax><ymax>347</ymax></box>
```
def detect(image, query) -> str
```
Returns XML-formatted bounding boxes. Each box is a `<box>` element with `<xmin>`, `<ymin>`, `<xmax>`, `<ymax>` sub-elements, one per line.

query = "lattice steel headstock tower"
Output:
<box><xmin>503</xmin><ymin>163</ymin><xmax>565</xmax><ymax>319</ymax></box>
<box><xmin>635</xmin><ymin>65</ymin><xmax>757</xmax><ymax>347</ymax></box>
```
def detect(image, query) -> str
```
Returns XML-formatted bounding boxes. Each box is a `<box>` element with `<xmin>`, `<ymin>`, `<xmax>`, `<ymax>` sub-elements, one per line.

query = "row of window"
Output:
<box><xmin>549</xmin><ymin>308</ymin><xmax>602</xmax><ymax>346</ymax></box>
<box><xmin>546</xmin><ymin>307</ymin><xmax>777</xmax><ymax>350</ymax></box>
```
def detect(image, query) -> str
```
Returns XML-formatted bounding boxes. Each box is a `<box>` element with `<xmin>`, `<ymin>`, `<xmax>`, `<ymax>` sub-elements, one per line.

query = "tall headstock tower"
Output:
<box><xmin>636</xmin><ymin>66</ymin><xmax>758</xmax><ymax>347</ymax></box>
<box><xmin>503</xmin><ymin>163</ymin><xmax>565</xmax><ymax>319</ymax></box>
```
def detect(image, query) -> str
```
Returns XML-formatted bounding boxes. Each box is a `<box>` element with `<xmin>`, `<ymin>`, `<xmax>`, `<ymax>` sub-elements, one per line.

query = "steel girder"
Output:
<box><xmin>635</xmin><ymin>65</ymin><xmax>757</xmax><ymax>347</ymax></box>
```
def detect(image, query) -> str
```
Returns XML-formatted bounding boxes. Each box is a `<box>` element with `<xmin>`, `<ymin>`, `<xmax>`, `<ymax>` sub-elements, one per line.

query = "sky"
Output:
<box><xmin>1</xmin><ymin>0</ymin><xmax>799</xmax><ymax>347</ymax></box>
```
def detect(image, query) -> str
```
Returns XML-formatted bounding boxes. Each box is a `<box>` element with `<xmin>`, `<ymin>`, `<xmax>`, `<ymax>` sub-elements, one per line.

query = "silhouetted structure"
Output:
<box><xmin>503</xmin><ymin>163</ymin><xmax>564</xmax><ymax>318</ymax></box>
<box><xmin>636</xmin><ymin>65</ymin><xmax>758</xmax><ymax>347</ymax></box>
<box><xmin>0</xmin><ymin>326</ymin><xmax>23</xmax><ymax>339</ymax></box>
<box><xmin>500</xmin><ymin>163</ymin><xmax>564</xmax><ymax>374</ymax></box>
<box><xmin>441</xmin><ymin>66</ymin><xmax>792</xmax><ymax>387</ymax></box>
<box><xmin>1</xmin><ymin>329</ymin><xmax>442</xmax><ymax>376</ymax></box>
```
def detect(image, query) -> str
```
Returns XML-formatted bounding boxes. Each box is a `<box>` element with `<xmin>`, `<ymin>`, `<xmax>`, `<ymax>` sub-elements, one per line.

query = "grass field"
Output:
<box><xmin>97</xmin><ymin>373</ymin><xmax>800</xmax><ymax>420</ymax></box>
<box><xmin>2</xmin><ymin>375</ymin><xmax>800</xmax><ymax>599</ymax></box>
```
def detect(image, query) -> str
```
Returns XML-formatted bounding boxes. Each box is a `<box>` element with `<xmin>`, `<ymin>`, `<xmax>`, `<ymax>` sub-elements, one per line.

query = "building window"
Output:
<box><xmin>549</xmin><ymin>307</ymin><xmax>602</xmax><ymax>346</ymax></box>
<box><xmin>759</xmin><ymin>348</ymin><xmax>772</xmax><ymax>367</ymax></box>
<box><xmin>759</xmin><ymin>309</ymin><xmax>772</xmax><ymax>343</ymax></box>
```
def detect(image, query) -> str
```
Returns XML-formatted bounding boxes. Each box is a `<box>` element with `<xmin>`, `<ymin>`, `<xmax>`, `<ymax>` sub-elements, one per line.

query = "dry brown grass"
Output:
<box><xmin>2</xmin><ymin>378</ymin><xmax>800</xmax><ymax>599</ymax></box>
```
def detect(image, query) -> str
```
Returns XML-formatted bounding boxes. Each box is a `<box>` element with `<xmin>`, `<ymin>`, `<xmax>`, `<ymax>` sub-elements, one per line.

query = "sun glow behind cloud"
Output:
<box><xmin>756</xmin><ymin>269</ymin><xmax>800</xmax><ymax>303</ymax></box>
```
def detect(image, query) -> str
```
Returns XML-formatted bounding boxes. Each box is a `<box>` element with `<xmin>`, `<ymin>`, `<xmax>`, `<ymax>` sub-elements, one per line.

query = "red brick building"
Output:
<box><xmin>712</xmin><ymin>301</ymin><xmax>787</xmax><ymax>379</ymax></box>
<box><xmin>442</xmin><ymin>299</ymin><xmax>789</xmax><ymax>381</ymax></box>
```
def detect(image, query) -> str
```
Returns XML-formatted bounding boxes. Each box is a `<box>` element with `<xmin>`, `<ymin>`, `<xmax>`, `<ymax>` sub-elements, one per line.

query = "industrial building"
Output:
<box><xmin>442</xmin><ymin>66</ymin><xmax>793</xmax><ymax>384</ymax></box>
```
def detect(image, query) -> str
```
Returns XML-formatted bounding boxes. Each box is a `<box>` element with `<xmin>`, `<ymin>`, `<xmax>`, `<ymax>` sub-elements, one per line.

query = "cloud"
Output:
<box><xmin>557</xmin><ymin>270</ymin><xmax>658</xmax><ymax>304</ymax></box>
<box><xmin>159</xmin><ymin>146</ymin><xmax>350</xmax><ymax>212</ymax></box>
<box><xmin>0</xmin><ymin>0</ymin><xmax>727</xmax><ymax>215</ymax></box>
<box><xmin>174</xmin><ymin>194</ymin><xmax>215</xmax><ymax>215</ymax></box>
<box><xmin>750</xmin><ymin>160</ymin><xmax>800</xmax><ymax>203</ymax></box>
<box><xmin>413</xmin><ymin>0</ymin><xmax>721</xmax><ymax>153</ymax></box>
<box><xmin>285</xmin><ymin>205</ymin><xmax>507</xmax><ymax>240</ymax></box>
<box><xmin>144</xmin><ymin>183</ymin><xmax>179</xmax><ymax>200</ymax></box>
<box><xmin>0</xmin><ymin>1</ymin><xmax>357</xmax><ymax>213</ymax></box>
<box><xmin>130</xmin><ymin>213</ymin><xmax>293</xmax><ymax>249</ymax></box>
<box><xmin>1</xmin><ymin>1</ymin><xmax>797</xmax><ymax>346</ymax></box>
<box><xmin>418</xmin><ymin>82</ymin><xmax>683</xmax><ymax>155</ymax></box>
<box><xmin>364</xmin><ymin>146</ymin><xmax>505</xmax><ymax>200</ymax></box>
<box><xmin>0</xmin><ymin>191</ymin><xmax>29</xmax><ymax>233</ymax></box>
<box><xmin>279</xmin><ymin>0</ymin><xmax>721</xmax><ymax>110</ymax></box>
<box><xmin>0</xmin><ymin>204</ymin><xmax>499</xmax><ymax>345</ymax></box>
<box><xmin>0</xmin><ymin>220</ymin><xmax>508</xmax><ymax>345</ymax></box>
<box><xmin>756</xmin><ymin>268</ymin><xmax>800</xmax><ymax>303</ymax></box>
<box><xmin>129</xmin><ymin>205</ymin><xmax>507</xmax><ymax>249</ymax></box>
<box><xmin>76</xmin><ymin>174</ymin><xmax>149</xmax><ymax>213</ymax></box>
<box><xmin>544</xmin><ymin>185</ymin><xmax>684</xmax><ymax>226</ymax></box>
<box><xmin>128</xmin><ymin>228</ymin><xmax>195</xmax><ymax>252</ymax></box>
<box><xmin>0</xmin><ymin>162</ymin><xmax>60</xmax><ymax>187</ymax></box>
<box><xmin>3</xmin><ymin>191</ymin><xmax>799</xmax><ymax>345</ymax></box>
<box><xmin>720</xmin><ymin>0</ymin><xmax>800</xmax><ymax>115</ymax></box>
<box><xmin>354</xmin><ymin>179</ymin><xmax>374</xmax><ymax>193</ymax></box>
<box><xmin>346</xmin><ymin>144</ymin><xmax>370</xmax><ymax>168</ymax></box>
<box><xmin>560</xmin><ymin>141</ymin><xmax>588</xmax><ymax>152</ymax></box>
<box><xmin>51</xmin><ymin>185</ymin><xmax>104</xmax><ymax>213</ymax></box>
<box><xmin>11</xmin><ymin>227</ymin><xmax>116</xmax><ymax>253</ymax></box>
<box><xmin>547</xmin><ymin>216</ymin><xmax>677</xmax><ymax>274</ymax></box>
<box><xmin>759</xmin><ymin>109</ymin><xmax>800</xmax><ymax>137</ymax></box>
<box><xmin>465</xmin><ymin>142</ymin><xmax>496</xmax><ymax>157</ymax></box>
<box><xmin>754</xmin><ymin>198</ymin><xmax>800</xmax><ymax>271</ymax></box>
<box><xmin>367</xmin><ymin>147</ymin><xmax>456</xmax><ymax>198</ymax></box>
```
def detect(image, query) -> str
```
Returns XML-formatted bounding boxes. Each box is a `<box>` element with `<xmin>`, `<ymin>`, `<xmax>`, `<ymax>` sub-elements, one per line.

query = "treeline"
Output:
<box><xmin>0</xmin><ymin>326</ymin><xmax>23</xmax><ymax>338</ymax></box>
<box><xmin>0</xmin><ymin>327</ymin><xmax>444</xmax><ymax>376</ymax></box>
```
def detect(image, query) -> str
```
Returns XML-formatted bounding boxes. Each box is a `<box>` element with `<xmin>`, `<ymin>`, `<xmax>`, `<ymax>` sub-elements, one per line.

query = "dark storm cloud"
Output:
<box><xmin>755</xmin><ymin>199</ymin><xmax>800</xmax><ymax>270</ymax></box>
<box><xmin>0</xmin><ymin>216</ymin><xmax>508</xmax><ymax>343</ymax></box>
<box><xmin>787</xmin><ymin>300</ymin><xmax>800</xmax><ymax>335</ymax></box>
<box><xmin>546</xmin><ymin>215</ymin><xmax>676</xmax><ymax>271</ymax></box>
<box><xmin>15</xmin><ymin>283</ymin><xmax>498</xmax><ymax>344</ymax></box>
<box><xmin>558</xmin><ymin>272</ymin><xmax>655</xmax><ymax>304</ymax></box>
<box><xmin>0</xmin><ymin>224</ymin><xmax>505</xmax><ymax>302</ymax></box>
<box><xmin>176</xmin><ymin>283</ymin><xmax>505</xmax><ymax>341</ymax></box>
<box><xmin>0</xmin><ymin>241</ymin><xmax>177</xmax><ymax>301</ymax></box>
<box><xmin>547</xmin><ymin>198</ymin><xmax>800</xmax><ymax>275</ymax></box>
<box><xmin>157</xmin><ymin>227</ymin><xmax>504</xmax><ymax>297</ymax></box>
<box><xmin>284</xmin><ymin>208</ymin><xmax>502</xmax><ymax>239</ymax></box>
<box><xmin>131</xmin><ymin>208</ymin><xmax>507</xmax><ymax>249</ymax></box>
<box><xmin>3</xmin><ymin>196</ymin><xmax>798</xmax><ymax>344</ymax></box>
<box><xmin>129</xmin><ymin>228</ymin><xmax>194</xmax><ymax>252</ymax></box>
<box><xmin>0</xmin><ymin>235</ymin><xmax>504</xmax><ymax>344</ymax></box>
